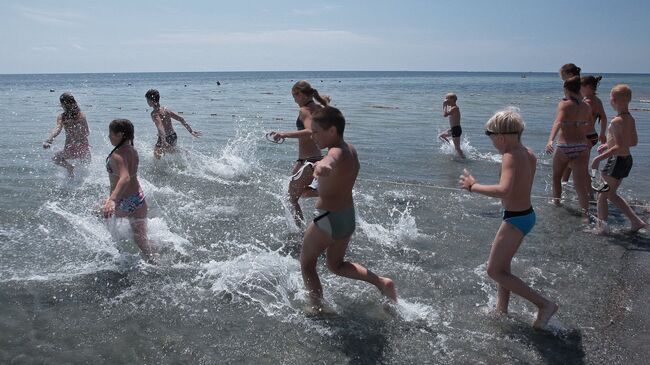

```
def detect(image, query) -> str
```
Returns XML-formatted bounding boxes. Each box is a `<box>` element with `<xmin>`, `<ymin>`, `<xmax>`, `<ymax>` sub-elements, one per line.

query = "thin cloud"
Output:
<box><xmin>125</xmin><ymin>28</ymin><xmax>381</xmax><ymax>47</ymax></box>
<box><xmin>31</xmin><ymin>46</ymin><xmax>58</xmax><ymax>51</ymax></box>
<box><xmin>291</xmin><ymin>5</ymin><xmax>339</xmax><ymax>16</ymax></box>
<box><xmin>71</xmin><ymin>43</ymin><xmax>85</xmax><ymax>50</ymax></box>
<box><xmin>17</xmin><ymin>6</ymin><xmax>84</xmax><ymax>27</ymax></box>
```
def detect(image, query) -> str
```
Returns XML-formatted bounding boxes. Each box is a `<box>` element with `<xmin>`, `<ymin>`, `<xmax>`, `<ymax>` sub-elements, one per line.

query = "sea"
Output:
<box><xmin>1</xmin><ymin>71</ymin><xmax>649</xmax><ymax>364</ymax></box>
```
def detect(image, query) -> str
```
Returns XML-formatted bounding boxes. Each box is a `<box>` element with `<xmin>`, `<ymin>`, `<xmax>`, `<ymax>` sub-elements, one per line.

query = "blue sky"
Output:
<box><xmin>1</xmin><ymin>0</ymin><xmax>649</xmax><ymax>74</ymax></box>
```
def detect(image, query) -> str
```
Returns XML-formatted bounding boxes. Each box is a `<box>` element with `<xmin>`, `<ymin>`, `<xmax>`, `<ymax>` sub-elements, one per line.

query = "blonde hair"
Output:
<box><xmin>292</xmin><ymin>80</ymin><xmax>330</xmax><ymax>106</ymax></box>
<box><xmin>485</xmin><ymin>107</ymin><xmax>525</xmax><ymax>136</ymax></box>
<box><xmin>445</xmin><ymin>93</ymin><xmax>457</xmax><ymax>102</ymax></box>
<box><xmin>611</xmin><ymin>84</ymin><xmax>632</xmax><ymax>103</ymax></box>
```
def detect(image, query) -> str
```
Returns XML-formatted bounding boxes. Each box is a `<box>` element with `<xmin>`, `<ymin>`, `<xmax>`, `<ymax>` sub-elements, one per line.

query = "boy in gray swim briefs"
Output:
<box><xmin>591</xmin><ymin>84</ymin><xmax>646</xmax><ymax>233</ymax></box>
<box><xmin>300</xmin><ymin>106</ymin><xmax>397</xmax><ymax>312</ymax></box>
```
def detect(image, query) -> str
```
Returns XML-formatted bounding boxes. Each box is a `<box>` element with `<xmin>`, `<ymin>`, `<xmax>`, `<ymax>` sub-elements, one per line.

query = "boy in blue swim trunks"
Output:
<box><xmin>591</xmin><ymin>84</ymin><xmax>646</xmax><ymax>234</ymax></box>
<box><xmin>459</xmin><ymin>108</ymin><xmax>558</xmax><ymax>329</ymax></box>
<box><xmin>300</xmin><ymin>106</ymin><xmax>397</xmax><ymax>312</ymax></box>
<box><xmin>438</xmin><ymin>93</ymin><xmax>465</xmax><ymax>159</ymax></box>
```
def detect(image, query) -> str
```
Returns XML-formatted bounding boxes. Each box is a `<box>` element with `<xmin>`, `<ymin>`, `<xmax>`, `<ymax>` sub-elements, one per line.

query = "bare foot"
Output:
<box><xmin>596</xmin><ymin>220</ymin><xmax>609</xmax><ymax>235</ymax></box>
<box><xmin>549</xmin><ymin>198</ymin><xmax>561</xmax><ymax>207</ymax></box>
<box><xmin>438</xmin><ymin>134</ymin><xmax>450</xmax><ymax>144</ymax></box>
<box><xmin>630</xmin><ymin>220</ymin><xmax>647</xmax><ymax>233</ymax></box>
<box><xmin>377</xmin><ymin>277</ymin><xmax>397</xmax><ymax>302</ymax></box>
<box><xmin>533</xmin><ymin>302</ymin><xmax>559</xmax><ymax>329</ymax></box>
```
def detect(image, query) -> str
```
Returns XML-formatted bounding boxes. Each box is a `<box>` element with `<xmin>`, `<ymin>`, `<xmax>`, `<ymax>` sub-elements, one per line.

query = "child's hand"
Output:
<box><xmin>598</xmin><ymin>135</ymin><xmax>607</xmax><ymax>145</ymax></box>
<box><xmin>103</xmin><ymin>199</ymin><xmax>116</xmax><ymax>219</ymax></box>
<box><xmin>43</xmin><ymin>141</ymin><xmax>52</xmax><ymax>149</ymax></box>
<box><xmin>191</xmin><ymin>130</ymin><xmax>202</xmax><ymax>138</ymax></box>
<box><xmin>597</xmin><ymin>144</ymin><xmax>608</xmax><ymax>153</ymax></box>
<box><xmin>272</xmin><ymin>132</ymin><xmax>286</xmax><ymax>141</ymax></box>
<box><xmin>590</xmin><ymin>159</ymin><xmax>600</xmax><ymax>170</ymax></box>
<box><xmin>459</xmin><ymin>169</ymin><xmax>476</xmax><ymax>191</ymax></box>
<box><xmin>544</xmin><ymin>143</ymin><xmax>554</xmax><ymax>154</ymax></box>
<box><xmin>313</xmin><ymin>162</ymin><xmax>331</xmax><ymax>178</ymax></box>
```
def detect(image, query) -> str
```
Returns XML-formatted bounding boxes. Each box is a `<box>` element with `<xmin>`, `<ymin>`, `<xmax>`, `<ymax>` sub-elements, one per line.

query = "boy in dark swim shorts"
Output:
<box><xmin>591</xmin><ymin>84</ymin><xmax>646</xmax><ymax>233</ymax></box>
<box><xmin>300</xmin><ymin>106</ymin><xmax>397</xmax><ymax>312</ymax></box>
<box><xmin>438</xmin><ymin>93</ymin><xmax>465</xmax><ymax>159</ymax></box>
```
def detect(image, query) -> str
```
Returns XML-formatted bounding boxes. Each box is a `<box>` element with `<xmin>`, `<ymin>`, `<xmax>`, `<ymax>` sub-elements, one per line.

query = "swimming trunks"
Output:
<box><xmin>117</xmin><ymin>190</ymin><xmax>146</xmax><ymax>214</ymax></box>
<box><xmin>155</xmin><ymin>132</ymin><xmax>178</xmax><ymax>148</ymax></box>
<box><xmin>602</xmin><ymin>155</ymin><xmax>633</xmax><ymax>180</ymax></box>
<box><xmin>314</xmin><ymin>206</ymin><xmax>356</xmax><ymax>239</ymax></box>
<box><xmin>503</xmin><ymin>207</ymin><xmax>536</xmax><ymax>236</ymax></box>
<box><xmin>557</xmin><ymin>143</ymin><xmax>588</xmax><ymax>159</ymax></box>
<box><xmin>450</xmin><ymin>125</ymin><xmax>462</xmax><ymax>138</ymax></box>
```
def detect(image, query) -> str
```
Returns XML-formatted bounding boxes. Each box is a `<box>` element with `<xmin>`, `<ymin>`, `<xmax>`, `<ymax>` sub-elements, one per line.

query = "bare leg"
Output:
<box><xmin>52</xmin><ymin>152</ymin><xmax>75</xmax><ymax>177</ymax></box>
<box><xmin>486</xmin><ymin>223</ymin><xmax>558</xmax><ymax>328</ymax></box>
<box><xmin>551</xmin><ymin>151</ymin><xmax>569</xmax><ymax>206</ymax></box>
<box><xmin>561</xmin><ymin>167</ymin><xmax>571</xmax><ymax>183</ymax></box>
<box><xmin>452</xmin><ymin>137</ymin><xmax>465</xmax><ymax>159</ymax></box>
<box><xmin>438</xmin><ymin>130</ymin><xmax>450</xmax><ymax>144</ymax></box>
<box><xmin>601</xmin><ymin>175</ymin><xmax>646</xmax><ymax>232</ymax></box>
<box><xmin>288</xmin><ymin>162</ymin><xmax>313</xmax><ymax>226</ymax></box>
<box><xmin>128</xmin><ymin>203</ymin><xmax>155</xmax><ymax>263</ymax></box>
<box><xmin>325</xmin><ymin>232</ymin><xmax>397</xmax><ymax>302</ymax></box>
<box><xmin>300</xmin><ymin>223</ymin><xmax>329</xmax><ymax>308</ymax></box>
<box><xmin>570</xmin><ymin>152</ymin><xmax>591</xmax><ymax>222</ymax></box>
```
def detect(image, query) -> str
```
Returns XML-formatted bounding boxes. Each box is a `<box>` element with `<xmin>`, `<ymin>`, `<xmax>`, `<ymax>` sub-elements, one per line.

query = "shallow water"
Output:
<box><xmin>1</xmin><ymin>71</ymin><xmax>649</xmax><ymax>364</ymax></box>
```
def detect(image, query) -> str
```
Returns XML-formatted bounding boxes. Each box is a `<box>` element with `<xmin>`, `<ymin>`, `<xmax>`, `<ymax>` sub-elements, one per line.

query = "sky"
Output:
<box><xmin>1</xmin><ymin>0</ymin><xmax>649</xmax><ymax>74</ymax></box>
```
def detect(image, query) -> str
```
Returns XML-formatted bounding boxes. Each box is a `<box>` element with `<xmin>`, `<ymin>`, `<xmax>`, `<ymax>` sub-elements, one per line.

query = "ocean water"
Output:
<box><xmin>1</xmin><ymin>71</ymin><xmax>649</xmax><ymax>364</ymax></box>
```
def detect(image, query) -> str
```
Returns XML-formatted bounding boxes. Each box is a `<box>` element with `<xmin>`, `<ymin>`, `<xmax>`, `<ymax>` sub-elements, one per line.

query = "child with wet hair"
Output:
<box><xmin>460</xmin><ymin>108</ymin><xmax>558</xmax><ymax>329</ymax></box>
<box><xmin>591</xmin><ymin>84</ymin><xmax>646</xmax><ymax>233</ymax></box>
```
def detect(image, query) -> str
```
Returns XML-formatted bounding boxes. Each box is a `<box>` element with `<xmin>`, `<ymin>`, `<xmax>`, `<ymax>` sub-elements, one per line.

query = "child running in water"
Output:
<box><xmin>460</xmin><ymin>108</ymin><xmax>558</xmax><ymax>329</ymax></box>
<box><xmin>145</xmin><ymin>89</ymin><xmax>202</xmax><ymax>159</ymax></box>
<box><xmin>591</xmin><ymin>85</ymin><xmax>646</xmax><ymax>233</ymax></box>
<box><xmin>438</xmin><ymin>93</ymin><xmax>465</xmax><ymax>158</ymax></box>
<box><xmin>103</xmin><ymin>119</ymin><xmax>155</xmax><ymax>262</ymax></box>
<box><xmin>300</xmin><ymin>106</ymin><xmax>396</xmax><ymax>312</ymax></box>
<box><xmin>42</xmin><ymin>93</ymin><xmax>91</xmax><ymax>177</ymax></box>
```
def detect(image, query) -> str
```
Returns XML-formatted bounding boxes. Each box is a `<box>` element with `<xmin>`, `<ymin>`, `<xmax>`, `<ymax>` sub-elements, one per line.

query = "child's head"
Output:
<box><xmin>485</xmin><ymin>107</ymin><xmax>525</xmax><ymax>143</ymax></box>
<box><xmin>108</xmin><ymin>118</ymin><xmax>135</xmax><ymax>147</ymax></box>
<box><xmin>560</xmin><ymin>63</ymin><xmax>581</xmax><ymax>80</ymax></box>
<box><xmin>145</xmin><ymin>89</ymin><xmax>160</xmax><ymax>105</ymax></box>
<box><xmin>580</xmin><ymin>75</ymin><xmax>602</xmax><ymax>95</ymax></box>
<box><xmin>292</xmin><ymin>80</ymin><xmax>329</xmax><ymax>106</ymax></box>
<box><xmin>59</xmin><ymin>92</ymin><xmax>80</xmax><ymax>119</ymax></box>
<box><xmin>445</xmin><ymin>93</ymin><xmax>458</xmax><ymax>104</ymax></box>
<box><xmin>311</xmin><ymin>106</ymin><xmax>345</xmax><ymax>147</ymax></box>
<box><xmin>563</xmin><ymin>76</ymin><xmax>581</xmax><ymax>95</ymax></box>
<box><xmin>610</xmin><ymin>84</ymin><xmax>632</xmax><ymax>110</ymax></box>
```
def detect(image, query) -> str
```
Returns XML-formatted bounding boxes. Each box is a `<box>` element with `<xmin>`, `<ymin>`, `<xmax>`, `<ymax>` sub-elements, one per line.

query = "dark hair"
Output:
<box><xmin>581</xmin><ymin>75</ymin><xmax>602</xmax><ymax>91</ymax></box>
<box><xmin>145</xmin><ymin>89</ymin><xmax>160</xmax><ymax>103</ymax></box>
<box><xmin>292</xmin><ymin>80</ymin><xmax>330</xmax><ymax>107</ymax></box>
<box><xmin>312</xmin><ymin>106</ymin><xmax>345</xmax><ymax>136</ymax></box>
<box><xmin>59</xmin><ymin>92</ymin><xmax>80</xmax><ymax>120</ymax></box>
<box><xmin>107</xmin><ymin>119</ymin><xmax>135</xmax><ymax>161</ymax></box>
<box><xmin>560</xmin><ymin>63</ymin><xmax>581</xmax><ymax>77</ymax></box>
<box><xmin>564</xmin><ymin>76</ymin><xmax>581</xmax><ymax>94</ymax></box>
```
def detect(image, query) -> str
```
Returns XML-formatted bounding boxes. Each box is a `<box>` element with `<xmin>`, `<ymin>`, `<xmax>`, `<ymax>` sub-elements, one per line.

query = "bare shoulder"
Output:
<box><xmin>526</xmin><ymin>147</ymin><xmax>537</xmax><ymax>163</ymax></box>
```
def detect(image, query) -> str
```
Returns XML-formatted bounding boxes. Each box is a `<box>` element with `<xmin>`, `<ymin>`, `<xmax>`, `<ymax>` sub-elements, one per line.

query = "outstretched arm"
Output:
<box><xmin>169</xmin><ymin>110</ymin><xmax>201</xmax><ymax>137</ymax></box>
<box><xmin>546</xmin><ymin>103</ymin><xmax>564</xmax><ymax>153</ymax></box>
<box><xmin>459</xmin><ymin>155</ymin><xmax>516</xmax><ymax>198</ymax></box>
<box><xmin>313</xmin><ymin>148</ymin><xmax>342</xmax><ymax>178</ymax></box>
<box><xmin>43</xmin><ymin>115</ymin><xmax>63</xmax><ymax>148</ymax></box>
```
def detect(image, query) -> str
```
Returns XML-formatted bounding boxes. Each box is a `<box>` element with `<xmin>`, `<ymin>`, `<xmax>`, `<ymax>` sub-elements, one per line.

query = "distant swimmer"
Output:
<box><xmin>268</xmin><ymin>80</ymin><xmax>330</xmax><ymax>227</ymax></box>
<box><xmin>460</xmin><ymin>108</ymin><xmax>558</xmax><ymax>329</ymax></box>
<box><xmin>145</xmin><ymin>89</ymin><xmax>202</xmax><ymax>159</ymax></box>
<box><xmin>591</xmin><ymin>85</ymin><xmax>646</xmax><ymax>234</ymax></box>
<box><xmin>103</xmin><ymin>119</ymin><xmax>155</xmax><ymax>263</ymax></box>
<box><xmin>545</xmin><ymin>76</ymin><xmax>592</xmax><ymax>222</ymax></box>
<box><xmin>300</xmin><ymin>106</ymin><xmax>396</xmax><ymax>312</ymax></box>
<box><xmin>42</xmin><ymin>93</ymin><xmax>91</xmax><ymax>178</ymax></box>
<box><xmin>438</xmin><ymin>93</ymin><xmax>465</xmax><ymax>159</ymax></box>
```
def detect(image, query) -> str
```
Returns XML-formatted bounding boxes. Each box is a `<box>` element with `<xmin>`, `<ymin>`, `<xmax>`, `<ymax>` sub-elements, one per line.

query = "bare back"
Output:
<box><xmin>607</xmin><ymin>114</ymin><xmax>637</xmax><ymax>156</ymax></box>
<box><xmin>501</xmin><ymin>146</ymin><xmax>536</xmax><ymax>211</ymax></box>
<box><xmin>446</xmin><ymin>106</ymin><xmax>461</xmax><ymax>128</ymax></box>
<box><xmin>108</xmin><ymin>146</ymin><xmax>142</xmax><ymax>196</ymax></box>
<box><xmin>150</xmin><ymin>107</ymin><xmax>175</xmax><ymax>135</ymax></box>
<box><xmin>556</xmin><ymin>98</ymin><xmax>591</xmax><ymax>144</ymax></box>
<box><xmin>297</xmin><ymin>103</ymin><xmax>323</xmax><ymax>159</ymax></box>
<box><xmin>315</xmin><ymin>142</ymin><xmax>359</xmax><ymax>211</ymax></box>
<box><xmin>61</xmin><ymin>112</ymin><xmax>90</xmax><ymax>146</ymax></box>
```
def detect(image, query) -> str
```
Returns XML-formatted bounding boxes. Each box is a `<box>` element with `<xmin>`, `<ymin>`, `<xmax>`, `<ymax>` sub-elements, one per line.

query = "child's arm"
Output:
<box><xmin>596</xmin><ymin>99</ymin><xmax>607</xmax><ymax>144</ymax></box>
<box><xmin>168</xmin><ymin>110</ymin><xmax>201</xmax><ymax>137</ymax></box>
<box><xmin>443</xmin><ymin>106</ymin><xmax>457</xmax><ymax>118</ymax></box>
<box><xmin>591</xmin><ymin>118</ymin><xmax>623</xmax><ymax>169</ymax></box>
<box><xmin>630</xmin><ymin>118</ymin><xmax>638</xmax><ymax>147</ymax></box>
<box><xmin>103</xmin><ymin>153</ymin><xmax>131</xmax><ymax>218</ymax></box>
<box><xmin>272</xmin><ymin>109</ymin><xmax>314</xmax><ymax>139</ymax></box>
<box><xmin>459</xmin><ymin>155</ymin><xmax>516</xmax><ymax>198</ymax></box>
<box><xmin>43</xmin><ymin>115</ymin><xmax>64</xmax><ymax>149</ymax></box>
<box><xmin>313</xmin><ymin>148</ymin><xmax>342</xmax><ymax>178</ymax></box>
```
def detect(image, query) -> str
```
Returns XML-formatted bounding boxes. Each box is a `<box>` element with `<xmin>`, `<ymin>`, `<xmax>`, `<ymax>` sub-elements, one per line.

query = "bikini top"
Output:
<box><xmin>296</xmin><ymin>101</ymin><xmax>314</xmax><ymax>131</ymax></box>
<box><xmin>106</xmin><ymin>148</ymin><xmax>137</xmax><ymax>177</ymax></box>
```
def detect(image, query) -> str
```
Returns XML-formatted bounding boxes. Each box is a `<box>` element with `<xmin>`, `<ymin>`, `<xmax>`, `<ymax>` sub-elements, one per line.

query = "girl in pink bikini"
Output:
<box><xmin>42</xmin><ymin>93</ymin><xmax>91</xmax><ymax>177</ymax></box>
<box><xmin>103</xmin><ymin>119</ymin><xmax>155</xmax><ymax>262</ymax></box>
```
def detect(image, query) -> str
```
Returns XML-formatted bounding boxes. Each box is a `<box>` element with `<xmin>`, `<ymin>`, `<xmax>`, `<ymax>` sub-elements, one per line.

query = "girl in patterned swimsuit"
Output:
<box><xmin>545</xmin><ymin>76</ymin><xmax>592</xmax><ymax>221</ymax></box>
<box><xmin>268</xmin><ymin>80</ymin><xmax>330</xmax><ymax>226</ymax></box>
<box><xmin>103</xmin><ymin>119</ymin><xmax>155</xmax><ymax>262</ymax></box>
<box><xmin>42</xmin><ymin>93</ymin><xmax>91</xmax><ymax>178</ymax></box>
